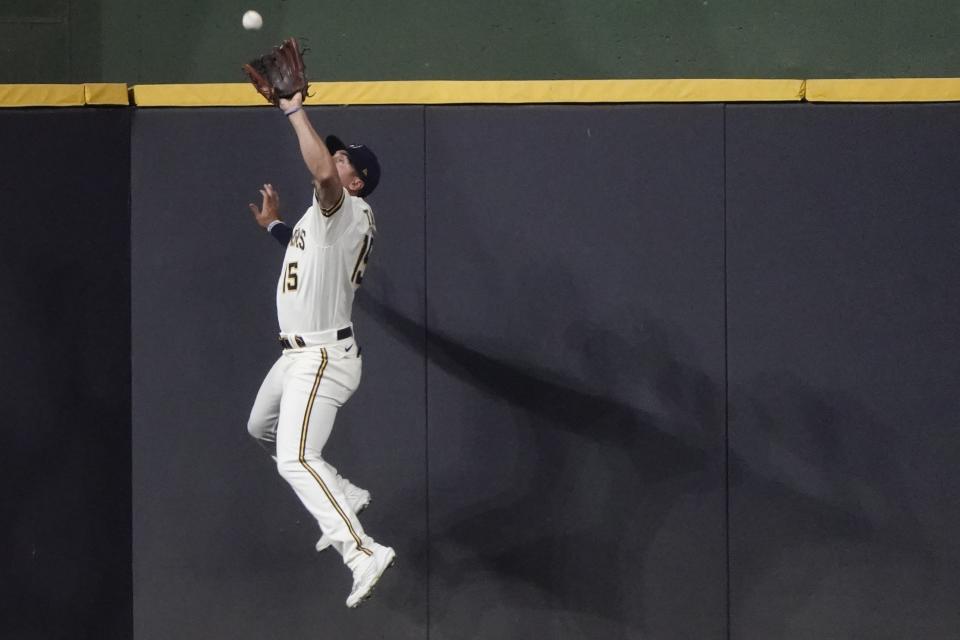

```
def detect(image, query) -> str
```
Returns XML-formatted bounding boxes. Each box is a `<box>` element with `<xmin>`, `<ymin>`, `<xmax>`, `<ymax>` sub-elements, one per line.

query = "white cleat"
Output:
<box><xmin>345</xmin><ymin>543</ymin><xmax>396</xmax><ymax>608</ymax></box>
<box><xmin>315</xmin><ymin>489</ymin><xmax>371</xmax><ymax>552</ymax></box>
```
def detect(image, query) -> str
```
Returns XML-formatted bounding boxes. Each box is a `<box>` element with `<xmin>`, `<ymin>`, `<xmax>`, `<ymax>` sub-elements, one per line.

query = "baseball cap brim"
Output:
<box><xmin>325</xmin><ymin>135</ymin><xmax>348</xmax><ymax>154</ymax></box>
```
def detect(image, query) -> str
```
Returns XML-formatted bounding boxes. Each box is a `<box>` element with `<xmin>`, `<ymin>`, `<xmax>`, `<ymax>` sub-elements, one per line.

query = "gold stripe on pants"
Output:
<box><xmin>298</xmin><ymin>348</ymin><xmax>372</xmax><ymax>556</ymax></box>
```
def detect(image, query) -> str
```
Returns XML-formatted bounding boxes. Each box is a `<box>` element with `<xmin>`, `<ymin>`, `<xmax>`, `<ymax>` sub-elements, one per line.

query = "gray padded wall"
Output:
<box><xmin>424</xmin><ymin>106</ymin><xmax>727</xmax><ymax>640</ymax></box>
<box><xmin>0</xmin><ymin>109</ymin><xmax>132</xmax><ymax>640</ymax></box>
<box><xmin>126</xmin><ymin>102</ymin><xmax>960</xmax><ymax>640</ymax></box>
<box><xmin>726</xmin><ymin>104</ymin><xmax>960</xmax><ymax>639</ymax></box>
<box><xmin>131</xmin><ymin>107</ymin><xmax>426</xmax><ymax>639</ymax></box>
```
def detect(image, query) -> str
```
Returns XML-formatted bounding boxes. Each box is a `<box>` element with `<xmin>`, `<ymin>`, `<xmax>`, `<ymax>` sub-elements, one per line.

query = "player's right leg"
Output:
<box><xmin>247</xmin><ymin>355</ymin><xmax>289</xmax><ymax>457</ymax></box>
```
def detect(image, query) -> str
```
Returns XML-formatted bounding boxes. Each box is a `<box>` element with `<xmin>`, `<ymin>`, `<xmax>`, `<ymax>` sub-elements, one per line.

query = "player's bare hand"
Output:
<box><xmin>249</xmin><ymin>183</ymin><xmax>281</xmax><ymax>228</ymax></box>
<box><xmin>278</xmin><ymin>92</ymin><xmax>304</xmax><ymax>112</ymax></box>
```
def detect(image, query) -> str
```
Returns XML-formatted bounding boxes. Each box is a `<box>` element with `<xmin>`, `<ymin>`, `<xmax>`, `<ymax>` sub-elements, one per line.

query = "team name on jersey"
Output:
<box><xmin>289</xmin><ymin>227</ymin><xmax>307</xmax><ymax>250</ymax></box>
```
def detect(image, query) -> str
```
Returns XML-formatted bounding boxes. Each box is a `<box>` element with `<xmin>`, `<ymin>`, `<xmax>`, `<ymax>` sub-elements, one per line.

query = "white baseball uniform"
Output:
<box><xmin>247</xmin><ymin>187</ymin><xmax>378</xmax><ymax>571</ymax></box>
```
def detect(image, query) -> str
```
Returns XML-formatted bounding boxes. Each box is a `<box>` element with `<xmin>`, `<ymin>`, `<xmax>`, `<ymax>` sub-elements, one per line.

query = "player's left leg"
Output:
<box><xmin>315</xmin><ymin>462</ymin><xmax>371</xmax><ymax>553</ymax></box>
<box><xmin>324</xmin><ymin>462</ymin><xmax>372</xmax><ymax>507</ymax></box>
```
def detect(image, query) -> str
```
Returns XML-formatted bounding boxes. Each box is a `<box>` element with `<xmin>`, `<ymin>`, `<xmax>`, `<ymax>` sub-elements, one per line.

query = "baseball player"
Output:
<box><xmin>245</xmin><ymin>89</ymin><xmax>394</xmax><ymax>608</ymax></box>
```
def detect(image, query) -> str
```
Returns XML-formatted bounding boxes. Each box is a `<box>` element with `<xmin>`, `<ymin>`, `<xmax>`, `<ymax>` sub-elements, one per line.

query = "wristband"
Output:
<box><xmin>284</xmin><ymin>106</ymin><xmax>302</xmax><ymax>117</ymax></box>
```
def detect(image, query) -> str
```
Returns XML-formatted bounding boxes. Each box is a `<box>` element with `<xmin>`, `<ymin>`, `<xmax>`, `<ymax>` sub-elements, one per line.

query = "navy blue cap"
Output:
<box><xmin>325</xmin><ymin>135</ymin><xmax>381</xmax><ymax>198</ymax></box>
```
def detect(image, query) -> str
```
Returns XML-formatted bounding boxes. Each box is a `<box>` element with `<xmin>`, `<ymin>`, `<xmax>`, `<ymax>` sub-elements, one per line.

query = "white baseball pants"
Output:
<box><xmin>247</xmin><ymin>338</ymin><xmax>375</xmax><ymax>570</ymax></box>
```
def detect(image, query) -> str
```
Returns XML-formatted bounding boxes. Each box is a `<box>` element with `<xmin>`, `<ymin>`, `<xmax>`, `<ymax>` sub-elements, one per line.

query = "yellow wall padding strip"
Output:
<box><xmin>0</xmin><ymin>84</ymin><xmax>129</xmax><ymax>106</ymax></box>
<box><xmin>0</xmin><ymin>84</ymin><xmax>85</xmax><ymax>107</ymax></box>
<box><xmin>133</xmin><ymin>79</ymin><xmax>806</xmax><ymax>106</ymax></box>
<box><xmin>807</xmin><ymin>78</ymin><xmax>960</xmax><ymax>102</ymax></box>
<box><xmin>84</xmin><ymin>83</ymin><xmax>129</xmax><ymax>105</ymax></box>
<box><xmin>8</xmin><ymin>79</ymin><xmax>960</xmax><ymax>106</ymax></box>
<box><xmin>132</xmin><ymin>83</ymin><xmax>265</xmax><ymax>106</ymax></box>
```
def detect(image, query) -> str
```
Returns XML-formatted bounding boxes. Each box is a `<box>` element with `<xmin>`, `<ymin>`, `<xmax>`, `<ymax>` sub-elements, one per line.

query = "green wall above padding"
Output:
<box><xmin>3</xmin><ymin>0</ymin><xmax>960</xmax><ymax>83</ymax></box>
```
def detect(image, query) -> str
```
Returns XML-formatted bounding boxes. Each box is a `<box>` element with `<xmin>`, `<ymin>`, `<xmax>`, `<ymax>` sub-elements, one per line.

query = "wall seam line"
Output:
<box><xmin>722</xmin><ymin>103</ymin><xmax>732</xmax><ymax>640</ymax></box>
<box><xmin>422</xmin><ymin>104</ymin><xmax>430</xmax><ymax>640</ymax></box>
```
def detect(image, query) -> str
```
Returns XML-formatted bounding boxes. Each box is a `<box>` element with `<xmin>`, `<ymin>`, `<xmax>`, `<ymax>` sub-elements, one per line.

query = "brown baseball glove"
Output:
<box><xmin>242</xmin><ymin>37</ymin><xmax>309</xmax><ymax>106</ymax></box>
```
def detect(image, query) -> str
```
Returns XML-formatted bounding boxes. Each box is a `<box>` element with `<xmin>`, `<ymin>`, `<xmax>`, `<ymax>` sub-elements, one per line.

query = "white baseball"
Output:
<box><xmin>242</xmin><ymin>10</ymin><xmax>263</xmax><ymax>30</ymax></box>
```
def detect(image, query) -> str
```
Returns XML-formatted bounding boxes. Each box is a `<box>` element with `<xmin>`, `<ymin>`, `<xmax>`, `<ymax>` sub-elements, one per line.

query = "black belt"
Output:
<box><xmin>279</xmin><ymin>326</ymin><xmax>352</xmax><ymax>350</ymax></box>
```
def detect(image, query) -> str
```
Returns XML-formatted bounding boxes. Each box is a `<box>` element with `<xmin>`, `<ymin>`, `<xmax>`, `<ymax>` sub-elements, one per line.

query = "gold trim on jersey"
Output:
<box><xmin>320</xmin><ymin>188</ymin><xmax>346</xmax><ymax>218</ymax></box>
<box><xmin>299</xmin><ymin>349</ymin><xmax>373</xmax><ymax>557</ymax></box>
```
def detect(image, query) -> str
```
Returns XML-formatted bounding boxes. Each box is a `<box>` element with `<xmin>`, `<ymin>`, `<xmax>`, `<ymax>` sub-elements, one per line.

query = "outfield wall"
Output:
<box><xmin>3</xmin><ymin>102</ymin><xmax>959</xmax><ymax>639</ymax></box>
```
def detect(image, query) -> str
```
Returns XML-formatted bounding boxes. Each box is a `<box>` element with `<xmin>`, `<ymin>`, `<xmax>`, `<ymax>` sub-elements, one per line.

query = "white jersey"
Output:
<box><xmin>276</xmin><ymin>188</ymin><xmax>376</xmax><ymax>335</ymax></box>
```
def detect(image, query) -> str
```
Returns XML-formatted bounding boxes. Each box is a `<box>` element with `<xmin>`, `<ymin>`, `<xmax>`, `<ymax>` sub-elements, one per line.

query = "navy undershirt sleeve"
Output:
<box><xmin>269</xmin><ymin>222</ymin><xmax>292</xmax><ymax>247</ymax></box>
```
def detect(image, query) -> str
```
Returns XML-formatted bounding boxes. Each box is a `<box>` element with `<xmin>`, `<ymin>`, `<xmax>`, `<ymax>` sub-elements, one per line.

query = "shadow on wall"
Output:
<box><xmin>359</xmin><ymin>287</ymin><xmax>715</xmax><ymax>637</ymax></box>
<box><xmin>356</xmin><ymin>276</ymin><xmax>955</xmax><ymax>638</ymax></box>
<box><xmin>727</xmin><ymin>372</ymin><xmax>958</xmax><ymax>634</ymax></box>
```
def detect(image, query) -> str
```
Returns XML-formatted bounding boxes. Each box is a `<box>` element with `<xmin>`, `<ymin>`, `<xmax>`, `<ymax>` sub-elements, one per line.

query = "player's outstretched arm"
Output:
<box><xmin>278</xmin><ymin>93</ymin><xmax>344</xmax><ymax>211</ymax></box>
